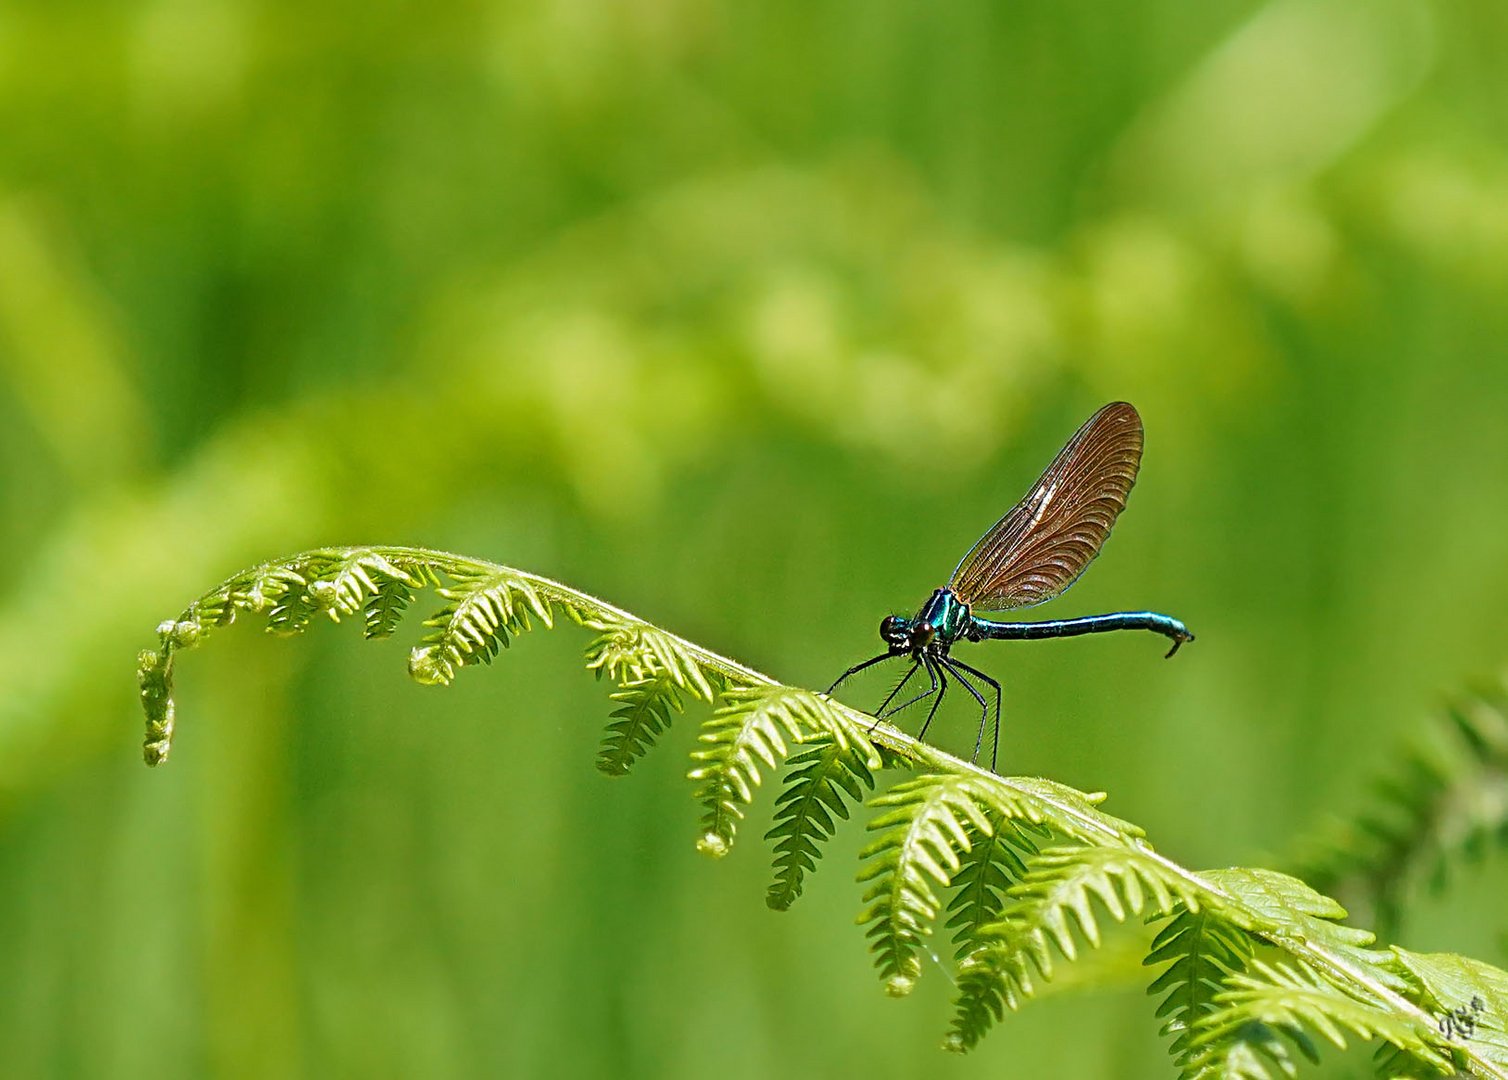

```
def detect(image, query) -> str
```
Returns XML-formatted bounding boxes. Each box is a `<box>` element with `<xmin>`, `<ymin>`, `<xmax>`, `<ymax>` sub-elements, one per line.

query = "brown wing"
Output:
<box><xmin>948</xmin><ymin>402</ymin><xmax>1144</xmax><ymax>611</ymax></box>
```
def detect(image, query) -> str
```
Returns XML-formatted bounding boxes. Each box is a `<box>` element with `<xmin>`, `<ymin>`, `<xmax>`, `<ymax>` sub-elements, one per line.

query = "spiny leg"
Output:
<box><xmin>827</xmin><ymin>651</ymin><xmax>897</xmax><ymax>696</ymax></box>
<box><xmin>861</xmin><ymin>660</ymin><xmax>920</xmax><ymax>736</ymax></box>
<box><xmin>948</xmin><ymin>656</ymin><xmax>1003</xmax><ymax>773</ymax></box>
<box><xmin>879</xmin><ymin>655</ymin><xmax>940</xmax><ymax>720</ymax></box>
<box><xmin>943</xmin><ymin>659</ymin><xmax>990</xmax><ymax>765</ymax></box>
<box><xmin>874</xmin><ymin>659</ymin><xmax>922</xmax><ymax>716</ymax></box>
<box><xmin>915</xmin><ymin>656</ymin><xmax>949</xmax><ymax>741</ymax></box>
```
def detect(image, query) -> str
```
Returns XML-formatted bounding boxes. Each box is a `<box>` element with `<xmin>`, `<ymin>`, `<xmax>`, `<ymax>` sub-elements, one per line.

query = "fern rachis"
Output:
<box><xmin>138</xmin><ymin>546</ymin><xmax>1508</xmax><ymax>1078</ymax></box>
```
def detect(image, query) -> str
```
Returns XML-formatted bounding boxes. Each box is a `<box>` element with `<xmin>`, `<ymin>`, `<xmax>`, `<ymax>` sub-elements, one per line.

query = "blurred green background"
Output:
<box><xmin>3</xmin><ymin>0</ymin><xmax>1508</xmax><ymax>1076</ymax></box>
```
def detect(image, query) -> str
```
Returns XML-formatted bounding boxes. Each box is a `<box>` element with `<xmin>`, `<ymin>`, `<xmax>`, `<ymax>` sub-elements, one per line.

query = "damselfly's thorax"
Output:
<box><xmin>879</xmin><ymin>588</ymin><xmax>972</xmax><ymax>654</ymax></box>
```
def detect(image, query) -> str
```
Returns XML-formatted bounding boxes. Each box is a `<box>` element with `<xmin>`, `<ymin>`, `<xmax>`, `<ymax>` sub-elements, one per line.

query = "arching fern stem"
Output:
<box><xmin>137</xmin><ymin>546</ymin><xmax>1508</xmax><ymax>1077</ymax></box>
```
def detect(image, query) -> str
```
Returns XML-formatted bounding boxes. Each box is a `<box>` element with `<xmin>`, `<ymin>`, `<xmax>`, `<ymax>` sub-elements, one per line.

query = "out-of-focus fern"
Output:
<box><xmin>138</xmin><ymin>546</ymin><xmax>1508</xmax><ymax>1077</ymax></box>
<box><xmin>1294</xmin><ymin>693</ymin><xmax>1508</xmax><ymax>940</ymax></box>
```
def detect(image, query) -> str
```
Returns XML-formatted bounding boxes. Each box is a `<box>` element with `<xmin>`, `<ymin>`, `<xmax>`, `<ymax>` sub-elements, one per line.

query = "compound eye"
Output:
<box><xmin>879</xmin><ymin>615</ymin><xmax>905</xmax><ymax>643</ymax></box>
<box><xmin>912</xmin><ymin>623</ymin><xmax>936</xmax><ymax>647</ymax></box>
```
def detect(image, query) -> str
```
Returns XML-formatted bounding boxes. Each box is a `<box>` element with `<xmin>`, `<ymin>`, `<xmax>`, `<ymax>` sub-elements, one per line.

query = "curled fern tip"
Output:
<box><xmin>407</xmin><ymin>645</ymin><xmax>450</xmax><ymax>686</ymax></box>
<box><xmin>886</xmin><ymin>974</ymin><xmax>917</xmax><ymax>998</ymax></box>
<box><xmin>137</xmin><ymin>647</ymin><xmax>175</xmax><ymax>767</ymax></box>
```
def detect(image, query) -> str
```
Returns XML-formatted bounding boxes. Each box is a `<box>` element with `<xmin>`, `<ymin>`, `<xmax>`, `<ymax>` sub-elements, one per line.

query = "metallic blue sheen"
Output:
<box><xmin>966</xmin><ymin>610</ymin><xmax>1191</xmax><ymax>648</ymax></box>
<box><xmin>917</xmin><ymin>588</ymin><xmax>972</xmax><ymax>642</ymax></box>
<box><xmin>886</xmin><ymin>590</ymin><xmax>1190</xmax><ymax>658</ymax></box>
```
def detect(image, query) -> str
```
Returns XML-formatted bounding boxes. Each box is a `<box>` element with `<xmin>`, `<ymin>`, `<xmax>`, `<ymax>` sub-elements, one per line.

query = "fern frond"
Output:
<box><xmin>765</xmin><ymin>737</ymin><xmax>877</xmax><ymax>911</ymax></box>
<box><xmin>1189</xmin><ymin>959</ymin><xmax>1453</xmax><ymax>1077</ymax></box>
<box><xmin>986</xmin><ymin>774</ymin><xmax>1143</xmax><ymax>844</ymax></box>
<box><xmin>363</xmin><ymin>562</ymin><xmax>424</xmax><ymax>639</ymax></box>
<box><xmin>585</xmin><ymin>619</ymin><xmax>715</xmax><ymax>700</ymax></box>
<box><xmin>228</xmin><ymin>564</ymin><xmax>306</xmax><ymax>626</ymax></box>
<box><xmin>590</xmin><ymin>617</ymin><xmax>723</xmax><ymax>776</ymax></box>
<box><xmin>1183</xmin><ymin>1019</ymin><xmax>1314</xmax><ymax>1080</ymax></box>
<box><xmin>944</xmin><ymin>812</ymin><xmax>1044</xmax><ymax>960</ymax></box>
<box><xmin>310</xmin><ymin>551</ymin><xmax>420</xmax><ymax>625</ymax></box>
<box><xmin>136</xmin><ymin>646</ymin><xmax>176</xmax><ymax>767</ymax></box>
<box><xmin>138</xmin><ymin>546</ymin><xmax>1508</xmax><ymax>1076</ymax></box>
<box><xmin>1147</xmin><ymin>905</ymin><xmax>1259</xmax><ymax>1073</ymax></box>
<box><xmin>689</xmin><ymin>685</ymin><xmax>878</xmax><ymax>858</ymax></box>
<box><xmin>948</xmin><ymin>842</ymin><xmax>1202</xmax><ymax>1051</ymax></box>
<box><xmin>1391</xmin><ymin>949</ymin><xmax>1508</xmax><ymax>1072</ymax></box>
<box><xmin>857</xmin><ymin>773</ymin><xmax>998</xmax><ymax>998</ymax></box>
<box><xmin>1201</xmin><ymin>868</ymin><xmax>1394</xmax><ymax>976</ymax></box>
<box><xmin>597</xmin><ymin>673</ymin><xmax>688</xmax><ymax>776</ymax></box>
<box><xmin>408</xmin><ymin>570</ymin><xmax>554</xmax><ymax>686</ymax></box>
<box><xmin>1294</xmin><ymin>693</ymin><xmax>1508</xmax><ymax>937</ymax></box>
<box><xmin>266</xmin><ymin>575</ymin><xmax>322</xmax><ymax>636</ymax></box>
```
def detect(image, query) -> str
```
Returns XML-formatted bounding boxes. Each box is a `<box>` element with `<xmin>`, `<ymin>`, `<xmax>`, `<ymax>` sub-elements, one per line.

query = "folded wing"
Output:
<box><xmin>949</xmin><ymin>402</ymin><xmax>1144</xmax><ymax>611</ymax></box>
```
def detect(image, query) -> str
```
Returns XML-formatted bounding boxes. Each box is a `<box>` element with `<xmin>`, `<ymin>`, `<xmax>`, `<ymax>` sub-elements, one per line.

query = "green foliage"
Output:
<box><xmin>945</xmin><ymin>811</ymin><xmax>1044</xmax><ymax>959</ymax></box>
<box><xmin>689</xmin><ymin>685</ymin><xmax>879</xmax><ymax>858</ymax></box>
<box><xmin>766</xmin><ymin>737</ymin><xmax>877</xmax><ymax>911</ymax></box>
<box><xmin>585</xmin><ymin>620</ymin><xmax>717</xmax><ymax>701</ymax></box>
<box><xmin>1190</xmin><ymin>959</ymin><xmax>1449</xmax><ymax>1078</ymax></box>
<box><xmin>950</xmin><ymin>842</ymin><xmax>1205</xmax><ymax>1051</ymax></box>
<box><xmin>410</xmin><ymin>570</ymin><xmax>554</xmax><ymax>685</ymax></box>
<box><xmin>1391</xmin><ymin>950</ymin><xmax>1508</xmax><ymax>1072</ymax></box>
<box><xmin>363</xmin><ymin>569</ymin><xmax>419</xmax><ymax>640</ymax></box>
<box><xmin>856</xmin><ymin>773</ymin><xmax>1000</xmax><ymax>997</ymax></box>
<box><xmin>597</xmin><ymin>673</ymin><xmax>690</xmax><ymax>777</ymax></box>
<box><xmin>1295</xmin><ymin>694</ymin><xmax>1508</xmax><ymax>938</ymax></box>
<box><xmin>139</xmin><ymin>547</ymin><xmax>1508</xmax><ymax>1078</ymax></box>
<box><xmin>1147</xmin><ymin>907</ymin><xmax>1258</xmax><ymax>1073</ymax></box>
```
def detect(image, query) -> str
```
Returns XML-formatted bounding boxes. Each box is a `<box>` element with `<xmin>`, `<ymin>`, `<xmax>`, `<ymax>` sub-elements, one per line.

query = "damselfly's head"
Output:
<box><xmin>880</xmin><ymin>614</ymin><xmax>935</xmax><ymax>651</ymax></box>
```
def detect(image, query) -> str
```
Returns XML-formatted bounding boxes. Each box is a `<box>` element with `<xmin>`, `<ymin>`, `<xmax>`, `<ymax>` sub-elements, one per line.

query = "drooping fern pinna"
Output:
<box><xmin>137</xmin><ymin>546</ymin><xmax>1508</xmax><ymax>1077</ymax></box>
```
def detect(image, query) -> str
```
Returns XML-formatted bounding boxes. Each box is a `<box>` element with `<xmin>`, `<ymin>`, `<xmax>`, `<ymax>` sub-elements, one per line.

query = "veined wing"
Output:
<box><xmin>948</xmin><ymin>402</ymin><xmax>1143</xmax><ymax>611</ymax></box>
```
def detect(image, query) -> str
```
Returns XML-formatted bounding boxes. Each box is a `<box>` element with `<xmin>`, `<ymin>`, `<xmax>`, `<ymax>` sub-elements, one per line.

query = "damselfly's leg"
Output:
<box><xmin>948</xmin><ymin>657</ymin><xmax>1002</xmax><ymax>773</ymax></box>
<box><xmin>915</xmin><ymin>657</ymin><xmax>948</xmax><ymax>741</ymax></box>
<box><xmin>943</xmin><ymin>659</ymin><xmax>990</xmax><ymax>765</ymax></box>
<box><xmin>827</xmin><ymin>651</ymin><xmax>898</xmax><ymax>695</ymax></box>
<box><xmin>874</xmin><ymin>659</ymin><xmax>921</xmax><ymax>716</ymax></box>
<box><xmin>878</xmin><ymin>655</ymin><xmax>940</xmax><ymax>720</ymax></box>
